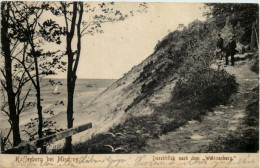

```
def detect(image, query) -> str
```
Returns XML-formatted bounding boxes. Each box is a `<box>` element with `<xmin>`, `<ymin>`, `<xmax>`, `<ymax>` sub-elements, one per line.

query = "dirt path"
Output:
<box><xmin>141</xmin><ymin>53</ymin><xmax>258</xmax><ymax>153</ymax></box>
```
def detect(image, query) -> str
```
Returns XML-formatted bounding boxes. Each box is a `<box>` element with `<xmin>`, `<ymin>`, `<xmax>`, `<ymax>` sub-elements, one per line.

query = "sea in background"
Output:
<box><xmin>35</xmin><ymin>78</ymin><xmax>117</xmax><ymax>107</ymax></box>
<box><xmin>0</xmin><ymin>78</ymin><xmax>116</xmax><ymax>144</ymax></box>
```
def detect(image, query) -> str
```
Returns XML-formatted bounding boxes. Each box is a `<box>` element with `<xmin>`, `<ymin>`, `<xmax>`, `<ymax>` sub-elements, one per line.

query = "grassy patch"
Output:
<box><xmin>156</xmin><ymin>68</ymin><xmax>238</xmax><ymax>133</ymax></box>
<box><xmin>52</xmin><ymin>116</ymin><xmax>153</xmax><ymax>154</ymax></box>
<box><xmin>207</xmin><ymin>86</ymin><xmax>259</xmax><ymax>153</ymax></box>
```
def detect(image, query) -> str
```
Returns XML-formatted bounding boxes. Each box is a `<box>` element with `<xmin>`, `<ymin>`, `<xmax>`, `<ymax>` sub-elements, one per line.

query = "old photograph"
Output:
<box><xmin>0</xmin><ymin>1</ymin><xmax>259</xmax><ymax>166</ymax></box>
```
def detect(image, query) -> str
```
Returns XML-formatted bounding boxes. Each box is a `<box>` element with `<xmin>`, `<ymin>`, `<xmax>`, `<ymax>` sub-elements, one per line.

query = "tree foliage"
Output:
<box><xmin>1</xmin><ymin>2</ymin><xmax>65</xmax><ymax>152</ymax></box>
<box><xmin>1</xmin><ymin>1</ymin><xmax>148</xmax><ymax>153</ymax></box>
<box><xmin>204</xmin><ymin>3</ymin><xmax>259</xmax><ymax>45</ymax></box>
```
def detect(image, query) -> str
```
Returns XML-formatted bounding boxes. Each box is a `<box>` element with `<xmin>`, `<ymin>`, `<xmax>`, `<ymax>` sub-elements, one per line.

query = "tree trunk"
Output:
<box><xmin>63</xmin><ymin>74</ymin><xmax>75</xmax><ymax>153</ymax></box>
<box><xmin>1</xmin><ymin>2</ymin><xmax>22</xmax><ymax>147</ymax></box>
<box><xmin>34</xmin><ymin>57</ymin><xmax>43</xmax><ymax>139</ymax></box>
<box><xmin>63</xmin><ymin>52</ymin><xmax>77</xmax><ymax>153</ymax></box>
<box><xmin>31</xmin><ymin>43</ymin><xmax>45</xmax><ymax>153</ymax></box>
<box><xmin>63</xmin><ymin>35</ymin><xmax>77</xmax><ymax>153</ymax></box>
<box><xmin>62</xmin><ymin>2</ymin><xmax>83</xmax><ymax>154</ymax></box>
<box><xmin>62</xmin><ymin>2</ymin><xmax>78</xmax><ymax>154</ymax></box>
<box><xmin>12</xmin><ymin>115</ymin><xmax>21</xmax><ymax>146</ymax></box>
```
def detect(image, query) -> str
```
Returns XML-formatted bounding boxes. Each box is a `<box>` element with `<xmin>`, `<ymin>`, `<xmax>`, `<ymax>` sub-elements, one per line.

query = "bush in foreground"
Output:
<box><xmin>157</xmin><ymin>68</ymin><xmax>239</xmax><ymax>133</ymax></box>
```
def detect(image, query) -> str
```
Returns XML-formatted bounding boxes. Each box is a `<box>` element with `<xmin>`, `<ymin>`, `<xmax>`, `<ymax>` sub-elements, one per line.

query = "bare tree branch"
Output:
<box><xmin>10</xmin><ymin>40</ymin><xmax>20</xmax><ymax>56</ymax></box>
<box><xmin>32</xmin><ymin>8</ymin><xmax>44</xmax><ymax>31</ymax></box>
<box><xmin>13</xmin><ymin>61</ymin><xmax>34</xmax><ymax>96</ymax></box>
<box><xmin>80</xmin><ymin>22</ymin><xmax>93</xmax><ymax>35</ymax></box>
<box><xmin>1</xmin><ymin>127</ymin><xmax>12</xmax><ymax>150</ymax></box>
<box><xmin>0</xmin><ymin>68</ymin><xmax>6</xmax><ymax>79</ymax></box>
<box><xmin>11</xmin><ymin>47</ymin><xmax>24</xmax><ymax>61</ymax></box>
<box><xmin>60</xmin><ymin>2</ymin><xmax>69</xmax><ymax>34</ymax></box>
<box><xmin>18</xmin><ymin>88</ymin><xmax>32</xmax><ymax>115</ymax></box>
<box><xmin>0</xmin><ymin>89</ymin><xmax>9</xmax><ymax>117</ymax></box>
<box><xmin>0</xmin><ymin>80</ymin><xmax>7</xmax><ymax>91</ymax></box>
<box><xmin>9</xmin><ymin>4</ymin><xmax>26</xmax><ymax>32</ymax></box>
<box><xmin>12</xmin><ymin>56</ymin><xmax>37</xmax><ymax>89</ymax></box>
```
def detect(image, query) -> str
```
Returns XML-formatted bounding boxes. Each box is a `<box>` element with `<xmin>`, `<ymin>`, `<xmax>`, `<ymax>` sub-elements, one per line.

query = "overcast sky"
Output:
<box><xmin>54</xmin><ymin>2</ymin><xmax>207</xmax><ymax>79</ymax></box>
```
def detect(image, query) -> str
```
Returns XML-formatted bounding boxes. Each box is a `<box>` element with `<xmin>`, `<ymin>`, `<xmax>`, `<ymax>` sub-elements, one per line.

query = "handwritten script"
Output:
<box><xmin>4</xmin><ymin>153</ymin><xmax>258</xmax><ymax>168</ymax></box>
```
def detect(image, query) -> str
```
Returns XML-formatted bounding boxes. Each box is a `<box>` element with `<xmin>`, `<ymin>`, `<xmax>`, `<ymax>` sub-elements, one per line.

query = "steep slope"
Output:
<box><xmin>141</xmin><ymin>53</ymin><xmax>259</xmax><ymax>153</ymax></box>
<box><xmin>74</xmin><ymin>31</ymin><xmax>186</xmax><ymax>138</ymax></box>
<box><xmin>68</xmin><ymin>20</ymin><xmax>234</xmax><ymax>146</ymax></box>
<box><xmin>48</xmin><ymin>29</ymin><xmax>187</xmax><ymax>149</ymax></box>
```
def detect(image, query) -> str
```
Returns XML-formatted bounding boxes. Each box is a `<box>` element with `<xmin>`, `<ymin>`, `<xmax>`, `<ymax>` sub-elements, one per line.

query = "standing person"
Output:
<box><xmin>215</xmin><ymin>34</ymin><xmax>224</xmax><ymax>60</ymax></box>
<box><xmin>225</xmin><ymin>36</ymin><xmax>237</xmax><ymax>66</ymax></box>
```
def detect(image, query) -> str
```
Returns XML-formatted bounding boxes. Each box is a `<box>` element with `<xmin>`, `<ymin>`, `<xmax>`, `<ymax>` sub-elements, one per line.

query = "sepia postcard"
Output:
<box><xmin>0</xmin><ymin>1</ymin><xmax>259</xmax><ymax>168</ymax></box>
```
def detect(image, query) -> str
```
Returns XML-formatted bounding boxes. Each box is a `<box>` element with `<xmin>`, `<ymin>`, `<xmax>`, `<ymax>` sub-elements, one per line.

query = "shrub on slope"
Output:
<box><xmin>157</xmin><ymin>68</ymin><xmax>238</xmax><ymax>133</ymax></box>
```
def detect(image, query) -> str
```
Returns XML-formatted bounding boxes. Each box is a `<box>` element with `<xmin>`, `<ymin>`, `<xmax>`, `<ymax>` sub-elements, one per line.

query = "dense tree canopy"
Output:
<box><xmin>204</xmin><ymin>3</ymin><xmax>259</xmax><ymax>45</ymax></box>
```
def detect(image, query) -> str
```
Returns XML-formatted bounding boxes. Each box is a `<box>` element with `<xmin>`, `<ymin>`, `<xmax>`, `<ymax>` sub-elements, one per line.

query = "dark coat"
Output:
<box><xmin>217</xmin><ymin>37</ymin><xmax>224</xmax><ymax>49</ymax></box>
<box><xmin>226</xmin><ymin>40</ymin><xmax>237</xmax><ymax>55</ymax></box>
